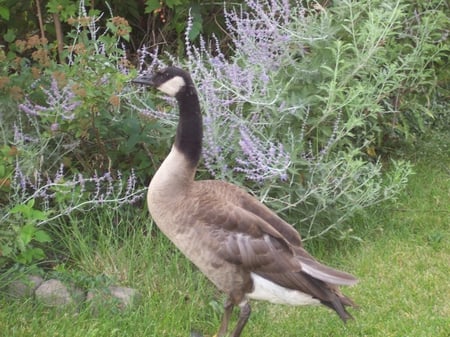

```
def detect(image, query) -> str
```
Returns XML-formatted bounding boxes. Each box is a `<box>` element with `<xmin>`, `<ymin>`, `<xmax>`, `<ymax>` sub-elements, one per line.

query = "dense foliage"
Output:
<box><xmin>0</xmin><ymin>0</ymin><xmax>233</xmax><ymax>56</ymax></box>
<box><xmin>0</xmin><ymin>0</ymin><xmax>448</xmax><ymax>274</ymax></box>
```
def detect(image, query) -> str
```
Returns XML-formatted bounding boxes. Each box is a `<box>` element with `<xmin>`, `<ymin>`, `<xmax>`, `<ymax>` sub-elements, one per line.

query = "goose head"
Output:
<box><xmin>133</xmin><ymin>66</ymin><xmax>203</xmax><ymax>167</ymax></box>
<box><xmin>133</xmin><ymin>66</ymin><xmax>193</xmax><ymax>98</ymax></box>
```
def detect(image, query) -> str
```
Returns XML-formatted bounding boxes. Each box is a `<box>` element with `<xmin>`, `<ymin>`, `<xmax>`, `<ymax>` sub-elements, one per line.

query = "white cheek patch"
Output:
<box><xmin>157</xmin><ymin>76</ymin><xmax>186</xmax><ymax>96</ymax></box>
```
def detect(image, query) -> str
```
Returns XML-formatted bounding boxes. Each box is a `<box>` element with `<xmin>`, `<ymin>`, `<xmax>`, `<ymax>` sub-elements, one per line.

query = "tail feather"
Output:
<box><xmin>298</xmin><ymin>255</ymin><xmax>358</xmax><ymax>286</ymax></box>
<box><xmin>321</xmin><ymin>295</ymin><xmax>355</xmax><ymax>322</ymax></box>
<box><xmin>297</xmin><ymin>256</ymin><xmax>358</xmax><ymax>322</ymax></box>
<box><xmin>256</xmin><ymin>267</ymin><xmax>358</xmax><ymax>322</ymax></box>
<box><xmin>255</xmin><ymin>246</ymin><xmax>358</xmax><ymax>322</ymax></box>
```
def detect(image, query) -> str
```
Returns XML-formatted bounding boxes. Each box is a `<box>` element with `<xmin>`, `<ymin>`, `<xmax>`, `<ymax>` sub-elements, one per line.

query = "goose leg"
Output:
<box><xmin>215</xmin><ymin>299</ymin><xmax>234</xmax><ymax>337</ymax></box>
<box><xmin>229</xmin><ymin>301</ymin><xmax>251</xmax><ymax>337</ymax></box>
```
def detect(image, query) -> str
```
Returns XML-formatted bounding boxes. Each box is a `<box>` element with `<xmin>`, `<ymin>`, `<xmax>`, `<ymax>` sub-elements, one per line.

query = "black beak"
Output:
<box><xmin>132</xmin><ymin>73</ymin><xmax>155</xmax><ymax>87</ymax></box>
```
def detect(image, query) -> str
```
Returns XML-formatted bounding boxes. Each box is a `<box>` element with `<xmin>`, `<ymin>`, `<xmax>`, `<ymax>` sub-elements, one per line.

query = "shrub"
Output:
<box><xmin>0</xmin><ymin>199</ymin><xmax>52</xmax><ymax>267</ymax></box>
<box><xmin>0</xmin><ymin>3</ymin><xmax>146</xmax><ymax>271</ymax></box>
<box><xmin>130</xmin><ymin>0</ymin><xmax>434</xmax><ymax>239</ymax></box>
<box><xmin>329</xmin><ymin>0</ymin><xmax>450</xmax><ymax>143</ymax></box>
<box><xmin>0</xmin><ymin>1</ymin><xmax>161</xmax><ymax>178</ymax></box>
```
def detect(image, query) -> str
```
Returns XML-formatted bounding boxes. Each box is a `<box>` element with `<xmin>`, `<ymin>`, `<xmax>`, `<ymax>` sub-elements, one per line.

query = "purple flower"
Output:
<box><xmin>50</xmin><ymin>123</ymin><xmax>59</xmax><ymax>132</ymax></box>
<box><xmin>18</xmin><ymin>76</ymin><xmax>80</xmax><ymax>124</ymax></box>
<box><xmin>11</xmin><ymin>160</ymin><xmax>145</xmax><ymax>225</ymax></box>
<box><xmin>235</xmin><ymin>126</ymin><xmax>290</xmax><ymax>182</ymax></box>
<box><xmin>18</xmin><ymin>100</ymin><xmax>42</xmax><ymax>116</ymax></box>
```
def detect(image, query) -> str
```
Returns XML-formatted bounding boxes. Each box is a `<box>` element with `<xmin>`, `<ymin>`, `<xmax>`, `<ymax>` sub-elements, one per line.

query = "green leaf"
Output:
<box><xmin>145</xmin><ymin>0</ymin><xmax>161</xmax><ymax>13</ymax></box>
<box><xmin>10</xmin><ymin>199</ymin><xmax>47</xmax><ymax>221</ymax></box>
<box><xmin>0</xmin><ymin>6</ymin><xmax>9</xmax><ymax>20</ymax></box>
<box><xmin>19</xmin><ymin>223</ymin><xmax>36</xmax><ymax>246</ymax></box>
<box><xmin>125</xmin><ymin>133</ymin><xmax>141</xmax><ymax>152</ymax></box>
<box><xmin>106</xmin><ymin>21</ymin><xmax>115</xmax><ymax>32</ymax></box>
<box><xmin>26</xmin><ymin>198</ymin><xmax>35</xmax><ymax>208</ymax></box>
<box><xmin>34</xmin><ymin>230</ymin><xmax>52</xmax><ymax>243</ymax></box>
<box><xmin>16</xmin><ymin>247</ymin><xmax>45</xmax><ymax>264</ymax></box>
<box><xmin>188</xmin><ymin>20</ymin><xmax>202</xmax><ymax>41</ymax></box>
<box><xmin>46</xmin><ymin>0</ymin><xmax>76</xmax><ymax>19</ymax></box>
<box><xmin>165</xmin><ymin>0</ymin><xmax>183</xmax><ymax>9</ymax></box>
<box><xmin>3</xmin><ymin>29</ymin><xmax>16</xmax><ymax>43</ymax></box>
<box><xmin>188</xmin><ymin>5</ymin><xmax>203</xmax><ymax>41</ymax></box>
<box><xmin>46</xmin><ymin>0</ymin><xmax>57</xmax><ymax>13</ymax></box>
<box><xmin>29</xmin><ymin>209</ymin><xmax>47</xmax><ymax>221</ymax></box>
<box><xmin>10</xmin><ymin>203</ymin><xmax>30</xmax><ymax>216</ymax></box>
<box><xmin>0</xmin><ymin>244</ymin><xmax>13</xmax><ymax>257</ymax></box>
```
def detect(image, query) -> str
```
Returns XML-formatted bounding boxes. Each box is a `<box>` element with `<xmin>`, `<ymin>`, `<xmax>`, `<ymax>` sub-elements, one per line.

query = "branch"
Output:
<box><xmin>53</xmin><ymin>13</ymin><xmax>65</xmax><ymax>63</ymax></box>
<box><xmin>35</xmin><ymin>0</ymin><xmax>46</xmax><ymax>40</ymax></box>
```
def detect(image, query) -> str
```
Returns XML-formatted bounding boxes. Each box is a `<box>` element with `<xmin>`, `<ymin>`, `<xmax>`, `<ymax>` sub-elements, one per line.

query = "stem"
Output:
<box><xmin>53</xmin><ymin>13</ymin><xmax>65</xmax><ymax>64</ymax></box>
<box><xmin>35</xmin><ymin>0</ymin><xmax>46</xmax><ymax>40</ymax></box>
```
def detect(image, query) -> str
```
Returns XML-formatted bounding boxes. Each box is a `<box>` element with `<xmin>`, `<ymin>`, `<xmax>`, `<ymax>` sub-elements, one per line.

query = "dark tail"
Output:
<box><xmin>296</xmin><ymin>252</ymin><xmax>358</xmax><ymax>321</ymax></box>
<box><xmin>321</xmin><ymin>290</ymin><xmax>357</xmax><ymax>322</ymax></box>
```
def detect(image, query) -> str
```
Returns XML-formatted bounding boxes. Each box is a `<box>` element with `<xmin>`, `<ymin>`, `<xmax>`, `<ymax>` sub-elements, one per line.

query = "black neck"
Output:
<box><xmin>174</xmin><ymin>84</ymin><xmax>203</xmax><ymax>167</ymax></box>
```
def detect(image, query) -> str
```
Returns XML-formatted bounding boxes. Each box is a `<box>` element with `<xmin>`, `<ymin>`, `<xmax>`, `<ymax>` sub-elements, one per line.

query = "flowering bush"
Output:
<box><xmin>0</xmin><ymin>3</ymin><xmax>146</xmax><ymax>270</ymax></box>
<box><xmin>129</xmin><ymin>0</ymin><xmax>444</xmax><ymax>239</ymax></box>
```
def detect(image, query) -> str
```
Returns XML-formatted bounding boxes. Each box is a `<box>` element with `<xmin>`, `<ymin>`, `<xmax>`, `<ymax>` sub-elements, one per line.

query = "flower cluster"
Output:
<box><xmin>133</xmin><ymin>0</ymin><xmax>311</xmax><ymax>182</ymax></box>
<box><xmin>182</xmin><ymin>1</ymin><xmax>311</xmax><ymax>181</ymax></box>
<box><xmin>224</xmin><ymin>0</ymin><xmax>296</xmax><ymax>71</ymax></box>
<box><xmin>11</xmin><ymin>162</ymin><xmax>145</xmax><ymax>226</ymax></box>
<box><xmin>18</xmin><ymin>76</ymin><xmax>80</xmax><ymax>132</ymax></box>
<box><xmin>235</xmin><ymin>126</ymin><xmax>290</xmax><ymax>182</ymax></box>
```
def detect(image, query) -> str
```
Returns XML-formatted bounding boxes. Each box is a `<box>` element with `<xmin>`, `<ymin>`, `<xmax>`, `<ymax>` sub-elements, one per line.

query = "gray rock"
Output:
<box><xmin>7</xmin><ymin>275</ymin><xmax>44</xmax><ymax>298</ymax></box>
<box><xmin>86</xmin><ymin>286</ymin><xmax>141</xmax><ymax>314</ymax></box>
<box><xmin>35</xmin><ymin>279</ymin><xmax>85</xmax><ymax>307</ymax></box>
<box><xmin>108</xmin><ymin>286</ymin><xmax>141</xmax><ymax>309</ymax></box>
<box><xmin>190</xmin><ymin>331</ymin><xmax>204</xmax><ymax>337</ymax></box>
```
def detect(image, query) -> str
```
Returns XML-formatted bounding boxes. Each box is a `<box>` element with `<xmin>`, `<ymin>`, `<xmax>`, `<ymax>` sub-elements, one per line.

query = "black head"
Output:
<box><xmin>133</xmin><ymin>66</ymin><xmax>192</xmax><ymax>97</ymax></box>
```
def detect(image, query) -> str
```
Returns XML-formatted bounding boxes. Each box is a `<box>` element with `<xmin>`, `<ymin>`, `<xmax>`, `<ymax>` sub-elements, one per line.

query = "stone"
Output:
<box><xmin>86</xmin><ymin>286</ymin><xmax>141</xmax><ymax>314</ymax></box>
<box><xmin>108</xmin><ymin>286</ymin><xmax>141</xmax><ymax>309</ymax></box>
<box><xmin>7</xmin><ymin>275</ymin><xmax>44</xmax><ymax>298</ymax></box>
<box><xmin>35</xmin><ymin>279</ymin><xmax>85</xmax><ymax>307</ymax></box>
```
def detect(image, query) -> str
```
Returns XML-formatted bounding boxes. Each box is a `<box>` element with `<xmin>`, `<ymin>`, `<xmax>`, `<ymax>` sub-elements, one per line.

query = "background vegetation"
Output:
<box><xmin>0</xmin><ymin>0</ymin><xmax>449</xmax><ymax>335</ymax></box>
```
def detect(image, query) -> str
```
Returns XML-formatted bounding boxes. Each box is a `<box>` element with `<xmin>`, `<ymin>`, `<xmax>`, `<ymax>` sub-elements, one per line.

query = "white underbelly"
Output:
<box><xmin>247</xmin><ymin>273</ymin><xmax>320</xmax><ymax>306</ymax></box>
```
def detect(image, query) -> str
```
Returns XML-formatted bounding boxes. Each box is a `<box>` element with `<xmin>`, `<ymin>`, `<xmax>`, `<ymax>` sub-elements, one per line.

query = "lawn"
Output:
<box><xmin>1</xmin><ymin>134</ymin><xmax>449</xmax><ymax>337</ymax></box>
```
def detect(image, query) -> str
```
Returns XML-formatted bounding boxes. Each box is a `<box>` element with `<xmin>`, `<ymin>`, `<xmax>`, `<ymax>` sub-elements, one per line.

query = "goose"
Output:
<box><xmin>133</xmin><ymin>66</ymin><xmax>357</xmax><ymax>337</ymax></box>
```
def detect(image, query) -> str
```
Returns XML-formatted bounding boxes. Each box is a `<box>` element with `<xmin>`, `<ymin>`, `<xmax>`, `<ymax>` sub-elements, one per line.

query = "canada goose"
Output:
<box><xmin>133</xmin><ymin>66</ymin><xmax>357</xmax><ymax>337</ymax></box>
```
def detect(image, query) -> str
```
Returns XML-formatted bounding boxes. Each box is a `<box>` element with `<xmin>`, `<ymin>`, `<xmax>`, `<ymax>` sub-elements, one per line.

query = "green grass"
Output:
<box><xmin>1</xmin><ymin>134</ymin><xmax>449</xmax><ymax>336</ymax></box>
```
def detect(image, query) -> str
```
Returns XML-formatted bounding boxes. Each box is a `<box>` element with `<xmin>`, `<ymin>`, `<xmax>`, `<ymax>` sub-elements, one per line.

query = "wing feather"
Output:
<box><xmin>209</xmin><ymin>205</ymin><xmax>301</xmax><ymax>273</ymax></box>
<box><xmin>191</xmin><ymin>180</ymin><xmax>357</xmax><ymax>285</ymax></box>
